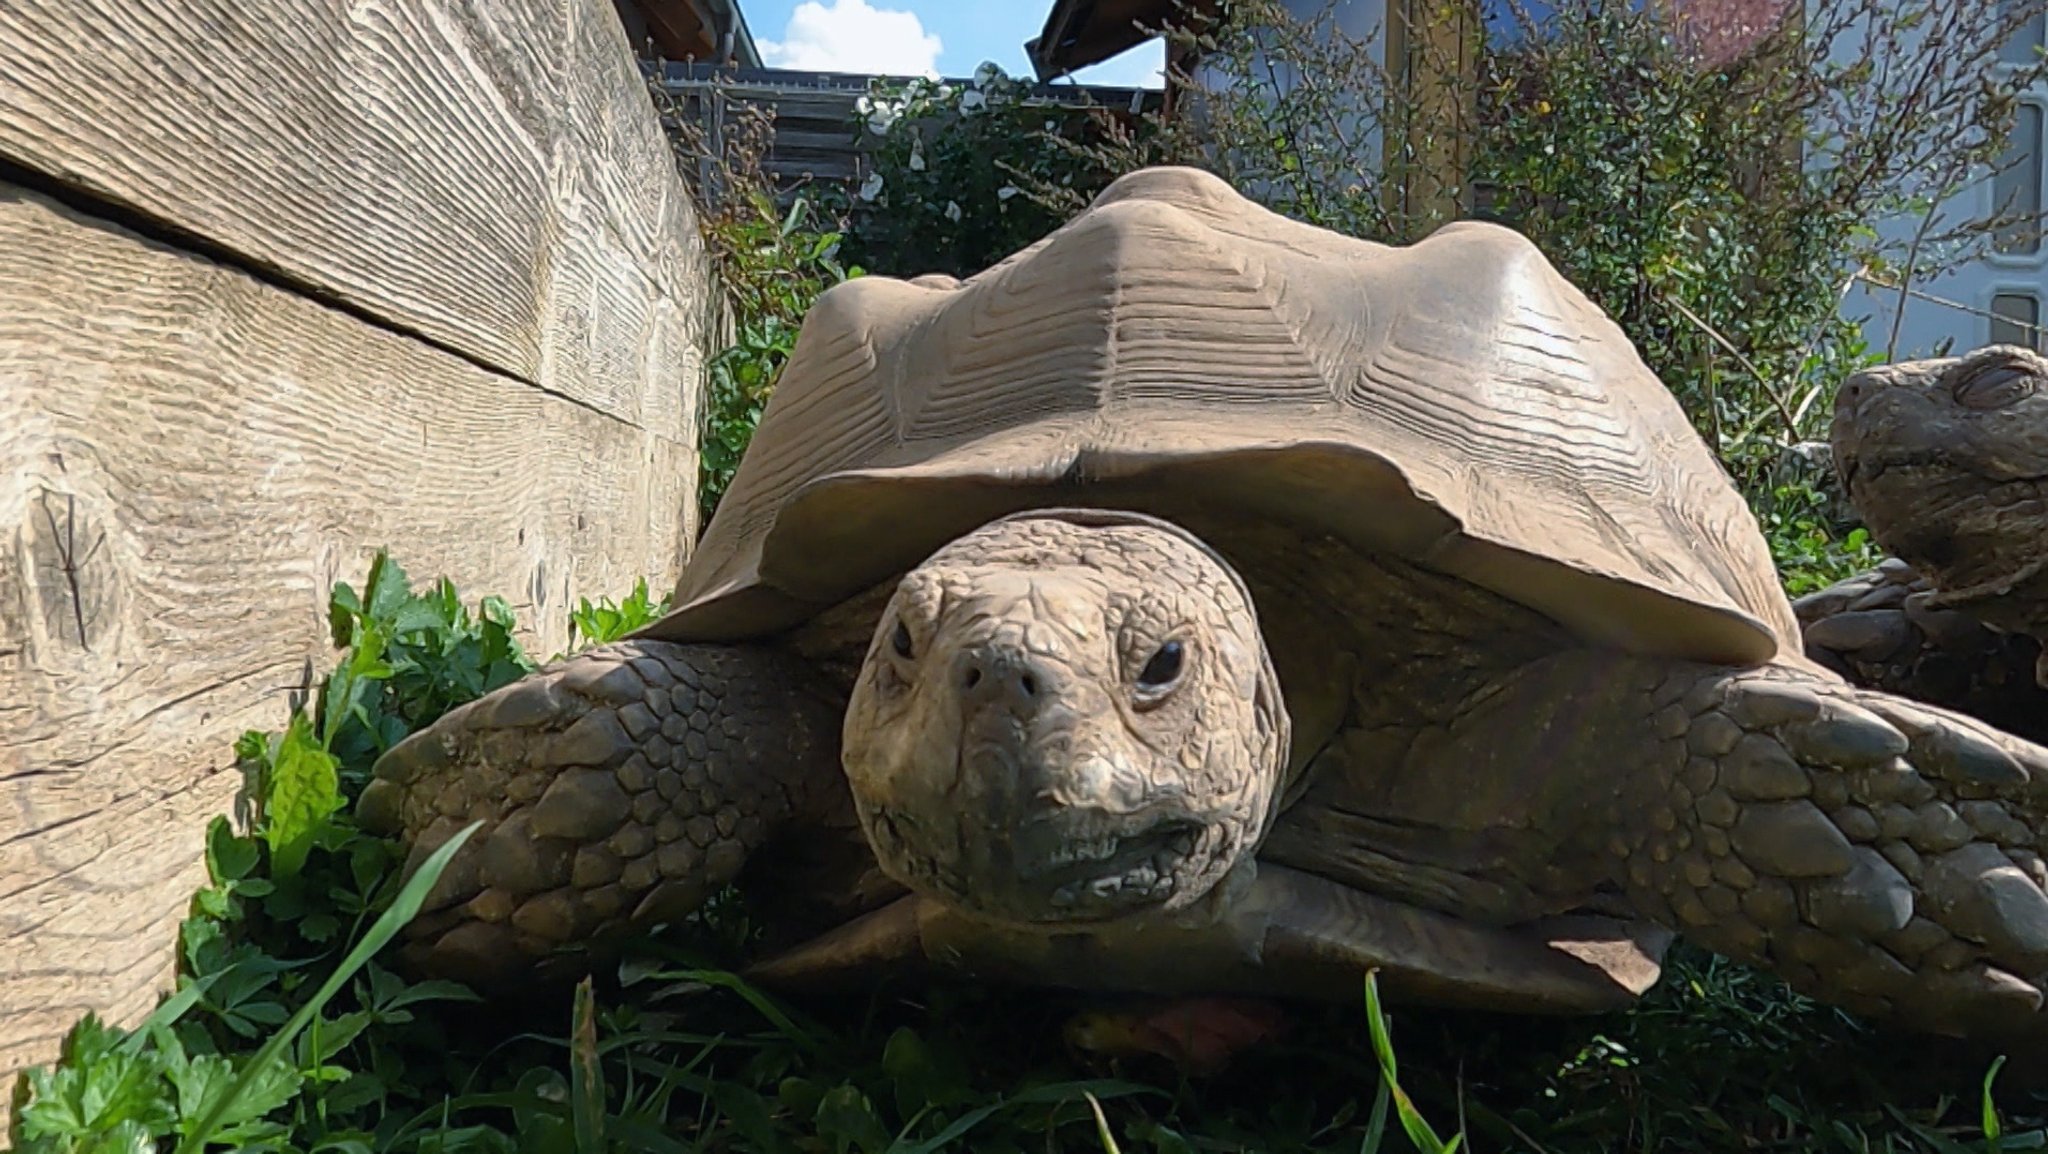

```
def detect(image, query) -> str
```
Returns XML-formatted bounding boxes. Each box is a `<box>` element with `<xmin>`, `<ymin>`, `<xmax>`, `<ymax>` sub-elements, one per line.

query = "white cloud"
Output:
<box><xmin>758</xmin><ymin>0</ymin><xmax>943</xmax><ymax>76</ymax></box>
<box><xmin>1068</xmin><ymin>43</ymin><xmax>1167</xmax><ymax>90</ymax></box>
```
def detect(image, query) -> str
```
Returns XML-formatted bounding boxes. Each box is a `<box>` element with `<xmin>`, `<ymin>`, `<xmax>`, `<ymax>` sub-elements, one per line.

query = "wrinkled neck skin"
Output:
<box><xmin>1834</xmin><ymin>346</ymin><xmax>2048</xmax><ymax>638</ymax></box>
<box><xmin>839</xmin><ymin>510</ymin><xmax>1291</xmax><ymax>930</ymax></box>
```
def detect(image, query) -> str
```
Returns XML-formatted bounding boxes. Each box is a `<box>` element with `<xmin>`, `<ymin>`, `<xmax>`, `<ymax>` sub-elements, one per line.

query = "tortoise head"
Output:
<box><xmin>1834</xmin><ymin>345</ymin><xmax>2048</xmax><ymax>633</ymax></box>
<box><xmin>840</xmin><ymin>509</ymin><xmax>1291</xmax><ymax>926</ymax></box>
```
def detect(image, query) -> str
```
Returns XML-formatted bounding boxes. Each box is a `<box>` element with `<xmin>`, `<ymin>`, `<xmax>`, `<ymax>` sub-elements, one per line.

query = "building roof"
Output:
<box><xmin>1028</xmin><ymin>0</ymin><xmax>1212</xmax><ymax>80</ymax></box>
<box><xmin>614</xmin><ymin>0</ymin><xmax>763</xmax><ymax>68</ymax></box>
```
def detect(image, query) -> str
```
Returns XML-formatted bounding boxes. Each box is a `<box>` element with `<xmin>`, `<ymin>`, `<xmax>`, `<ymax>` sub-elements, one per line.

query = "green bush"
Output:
<box><xmin>647</xmin><ymin>87</ymin><xmax>861</xmax><ymax>526</ymax></box>
<box><xmin>697</xmin><ymin>189</ymin><xmax>858</xmax><ymax>524</ymax></box>
<box><xmin>833</xmin><ymin>66</ymin><xmax>1162</xmax><ymax>279</ymax></box>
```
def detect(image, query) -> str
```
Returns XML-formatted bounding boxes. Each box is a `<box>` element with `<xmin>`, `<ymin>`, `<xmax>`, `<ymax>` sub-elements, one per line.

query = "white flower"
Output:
<box><xmin>997</xmin><ymin>185</ymin><xmax>1019</xmax><ymax>200</ymax></box>
<box><xmin>936</xmin><ymin>83</ymin><xmax>954</xmax><ymax>99</ymax></box>
<box><xmin>858</xmin><ymin>171</ymin><xmax>885</xmax><ymax>201</ymax></box>
<box><xmin>945</xmin><ymin>200</ymin><xmax>962</xmax><ymax>222</ymax></box>
<box><xmin>909</xmin><ymin>147</ymin><xmax>926</xmax><ymax>171</ymax></box>
<box><xmin>861</xmin><ymin>95</ymin><xmax>903</xmax><ymax>135</ymax></box>
<box><xmin>974</xmin><ymin>61</ymin><xmax>1001</xmax><ymax>86</ymax></box>
<box><xmin>959</xmin><ymin>88</ymin><xmax>986</xmax><ymax>113</ymax></box>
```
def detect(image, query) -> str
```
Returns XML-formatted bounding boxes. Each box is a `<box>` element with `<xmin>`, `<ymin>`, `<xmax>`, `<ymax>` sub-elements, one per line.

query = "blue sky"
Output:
<box><xmin>738</xmin><ymin>0</ymin><xmax>1167</xmax><ymax>88</ymax></box>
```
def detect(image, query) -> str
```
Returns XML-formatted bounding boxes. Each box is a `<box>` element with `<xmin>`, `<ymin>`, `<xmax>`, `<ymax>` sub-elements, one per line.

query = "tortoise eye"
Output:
<box><xmin>891</xmin><ymin>620</ymin><xmax>914</xmax><ymax>659</ymax></box>
<box><xmin>1137</xmin><ymin>640</ymin><xmax>1185</xmax><ymax>692</ymax></box>
<box><xmin>1953</xmin><ymin>362</ymin><xmax>2039</xmax><ymax>410</ymax></box>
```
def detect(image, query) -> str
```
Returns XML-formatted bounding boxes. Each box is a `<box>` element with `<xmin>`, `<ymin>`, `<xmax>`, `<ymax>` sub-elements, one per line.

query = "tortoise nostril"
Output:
<box><xmin>956</xmin><ymin>647</ymin><xmax>1050</xmax><ymax>711</ymax></box>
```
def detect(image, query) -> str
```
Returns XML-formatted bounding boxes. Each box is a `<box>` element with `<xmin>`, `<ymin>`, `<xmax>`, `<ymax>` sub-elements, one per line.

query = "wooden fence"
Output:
<box><xmin>0</xmin><ymin>0</ymin><xmax>716</xmax><ymax>1119</ymax></box>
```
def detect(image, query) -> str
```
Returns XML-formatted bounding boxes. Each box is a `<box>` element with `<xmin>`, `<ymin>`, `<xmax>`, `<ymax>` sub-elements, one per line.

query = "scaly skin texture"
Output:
<box><xmin>364</xmin><ymin>509</ymin><xmax>2048</xmax><ymax>1040</ymax></box>
<box><xmin>360</xmin><ymin>511</ymin><xmax>1292</xmax><ymax>985</ymax></box>
<box><xmin>1387</xmin><ymin>645</ymin><xmax>2048</xmax><ymax>1038</ymax></box>
<box><xmin>357</xmin><ymin>643</ymin><xmax>851</xmax><ymax>987</ymax></box>
<box><xmin>1794</xmin><ymin>561</ymin><xmax>2048</xmax><ymax>742</ymax></box>
<box><xmin>1804</xmin><ymin>345</ymin><xmax>2048</xmax><ymax>719</ymax></box>
<box><xmin>840</xmin><ymin>512</ymin><xmax>1291</xmax><ymax>925</ymax></box>
<box><xmin>1635</xmin><ymin>663</ymin><xmax>2048</xmax><ymax>1039</ymax></box>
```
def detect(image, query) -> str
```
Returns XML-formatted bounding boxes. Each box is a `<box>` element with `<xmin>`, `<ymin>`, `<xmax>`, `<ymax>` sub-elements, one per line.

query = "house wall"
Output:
<box><xmin>1837</xmin><ymin>9</ymin><xmax>2048</xmax><ymax>359</ymax></box>
<box><xmin>1184</xmin><ymin>0</ymin><xmax>1395</xmax><ymax>196</ymax></box>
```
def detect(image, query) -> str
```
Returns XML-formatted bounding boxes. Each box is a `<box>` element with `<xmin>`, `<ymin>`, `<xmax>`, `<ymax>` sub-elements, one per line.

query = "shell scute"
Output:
<box><xmin>650</xmin><ymin>168</ymin><xmax>1794</xmax><ymax>664</ymax></box>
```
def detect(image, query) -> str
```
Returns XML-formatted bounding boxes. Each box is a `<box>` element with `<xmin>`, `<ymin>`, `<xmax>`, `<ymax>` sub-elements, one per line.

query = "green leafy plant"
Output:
<box><xmin>835</xmin><ymin>65</ymin><xmax>1163</xmax><ymax>280</ymax></box>
<box><xmin>567</xmin><ymin>577</ymin><xmax>672</xmax><ymax>651</ymax></box>
<box><xmin>696</xmin><ymin>188</ymin><xmax>858</xmax><ymax>523</ymax></box>
<box><xmin>647</xmin><ymin>84</ymin><xmax>862</xmax><ymax>525</ymax></box>
<box><xmin>17</xmin><ymin>825</ymin><xmax>479</xmax><ymax>1154</ymax></box>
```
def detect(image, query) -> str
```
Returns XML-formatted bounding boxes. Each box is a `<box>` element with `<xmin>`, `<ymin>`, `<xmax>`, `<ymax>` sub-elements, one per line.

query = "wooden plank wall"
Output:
<box><xmin>0</xmin><ymin>0</ymin><xmax>716</xmax><ymax>1116</ymax></box>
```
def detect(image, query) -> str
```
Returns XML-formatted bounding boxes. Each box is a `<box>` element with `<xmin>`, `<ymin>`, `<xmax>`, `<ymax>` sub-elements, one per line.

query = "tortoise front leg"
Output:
<box><xmin>1617</xmin><ymin>660</ymin><xmax>2048</xmax><ymax>1039</ymax></box>
<box><xmin>356</xmin><ymin>641</ymin><xmax>850</xmax><ymax>988</ymax></box>
<box><xmin>1794</xmin><ymin>561</ymin><xmax>2048</xmax><ymax>742</ymax></box>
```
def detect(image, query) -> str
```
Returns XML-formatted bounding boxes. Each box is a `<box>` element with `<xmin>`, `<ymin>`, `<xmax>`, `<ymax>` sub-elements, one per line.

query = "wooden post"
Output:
<box><xmin>1384</xmin><ymin>0</ymin><xmax>1480</xmax><ymax>238</ymax></box>
<box><xmin>0</xmin><ymin>0</ymin><xmax>717</xmax><ymax>1116</ymax></box>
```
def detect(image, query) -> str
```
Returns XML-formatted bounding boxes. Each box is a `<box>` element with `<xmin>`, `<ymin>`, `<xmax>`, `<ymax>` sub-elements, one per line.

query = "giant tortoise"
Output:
<box><xmin>361</xmin><ymin>167</ymin><xmax>2048</xmax><ymax>1040</ymax></box>
<box><xmin>1798</xmin><ymin>345</ymin><xmax>2048</xmax><ymax>744</ymax></box>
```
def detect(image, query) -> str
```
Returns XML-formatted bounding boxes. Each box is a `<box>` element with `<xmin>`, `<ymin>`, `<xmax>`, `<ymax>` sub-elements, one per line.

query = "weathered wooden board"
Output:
<box><xmin>0</xmin><ymin>185</ymin><xmax>696</xmax><ymax>1102</ymax></box>
<box><xmin>0</xmin><ymin>0</ymin><xmax>714</xmax><ymax>442</ymax></box>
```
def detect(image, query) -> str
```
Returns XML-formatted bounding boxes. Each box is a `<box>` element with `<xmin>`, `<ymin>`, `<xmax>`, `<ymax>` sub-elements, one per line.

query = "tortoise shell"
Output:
<box><xmin>645</xmin><ymin>166</ymin><xmax>1795</xmax><ymax>665</ymax></box>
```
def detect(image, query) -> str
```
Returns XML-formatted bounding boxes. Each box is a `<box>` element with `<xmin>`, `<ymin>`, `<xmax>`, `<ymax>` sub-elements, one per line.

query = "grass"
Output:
<box><xmin>10</xmin><ymin>555</ymin><xmax>2048</xmax><ymax>1153</ymax></box>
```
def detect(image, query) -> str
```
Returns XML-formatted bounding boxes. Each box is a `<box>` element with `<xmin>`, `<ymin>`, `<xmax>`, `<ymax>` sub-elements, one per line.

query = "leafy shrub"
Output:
<box><xmin>834</xmin><ymin>66</ymin><xmax>1164</xmax><ymax>279</ymax></box>
<box><xmin>697</xmin><ymin>189</ymin><xmax>857</xmax><ymax>524</ymax></box>
<box><xmin>648</xmin><ymin>85</ymin><xmax>861</xmax><ymax>526</ymax></box>
<box><xmin>15</xmin><ymin>554</ymin><xmax>514</xmax><ymax>1153</ymax></box>
<box><xmin>567</xmin><ymin>576</ymin><xmax>671</xmax><ymax>650</ymax></box>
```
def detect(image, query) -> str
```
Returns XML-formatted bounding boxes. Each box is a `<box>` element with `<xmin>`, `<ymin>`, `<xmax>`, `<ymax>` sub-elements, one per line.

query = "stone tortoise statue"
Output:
<box><xmin>359</xmin><ymin>167</ymin><xmax>2048</xmax><ymax>1042</ymax></box>
<box><xmin>1797</xmin><ymin>346</ymin><xmax>2048</xmax><ymax>745</ymax></box>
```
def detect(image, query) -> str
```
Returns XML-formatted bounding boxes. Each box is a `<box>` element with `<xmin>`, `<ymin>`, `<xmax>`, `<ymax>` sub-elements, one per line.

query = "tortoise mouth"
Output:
<box><xmin>861</xmin><ymin>803</ymin><xmax>1241</xmax><ymax>925</ymax></box>
<box><xmin>1841</xmin><ymin>451</ymin><xmax>2048</xmax><ymax>604</ymax></box>
<box><xmin>1018</xmin><ymin>817</ymin><xmax>1209</xmax><ymax>908</ymax></box>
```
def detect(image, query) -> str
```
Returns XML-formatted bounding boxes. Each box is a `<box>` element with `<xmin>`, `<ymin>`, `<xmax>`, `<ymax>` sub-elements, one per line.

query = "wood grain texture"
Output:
<box><xmin>0</xmin><ymin>185</ymin><xmax>695</xmax><ymax>1109</ymax></box>
<box><xmin>0</xmin><ymin>0</ymin><xmax>716</xmax><ymax>442</ymax></box>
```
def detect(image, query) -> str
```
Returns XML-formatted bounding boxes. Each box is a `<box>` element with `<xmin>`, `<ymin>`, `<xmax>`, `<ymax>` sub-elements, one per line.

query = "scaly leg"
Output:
<box><xmin>1616</xmin><ymin>660</ymin><xmax>2048</xmax><ymax>1039</ymax></box>
<box><xmin>356</xmin><ymin>641</ymin><xmax>849</xmax><ymax>987</ymax></box>
<box><xmin>1794</xmin><ymin>561</ymin><xmax>2047</xmax><ymax>742</ymax></box>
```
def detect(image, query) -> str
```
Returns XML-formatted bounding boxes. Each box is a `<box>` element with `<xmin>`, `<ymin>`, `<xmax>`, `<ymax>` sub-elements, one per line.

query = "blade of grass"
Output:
<box><xmin>1363</xmin><ymin>971</ymin><xmax>1463</xmax><ymax>1154</ymax></box>
<box><xmin>1084</xmin><ymin>1092</ymin><xmax>1123</xmax><ymax>1154</ymax></box>
<box><xmin>1360</xmin><ymin>1078</ymin><xmax>1390</xmax><ymax>1154</ymax></box>
<box><xmin>889</xmin><ymin>1081</ymin><xmax>1160</xmax><ymax>1154</ymax></box>
<box><xmin>572</xmin><ymin>977</ymin><xmax>607</xmax><ymax>1154</ymax></box>
<box><xmin>172</xmin><ymin>820</ymin><xmax>482</xmax><ymax>1154</ymax></box>
<box><xmin>647</xmin><ymin>967</ymin><xmax>826</xmax><ymax>1056</ymax></box>
<box><xmin>114</xmin><ymin>972</ymin><xmax>224</xmax><ymax>1058</ymax></box>
<box><xmin>1986</xmin><ymin>1055</ymin><xmax>2009</xmax><ymax>1154</ymax></box>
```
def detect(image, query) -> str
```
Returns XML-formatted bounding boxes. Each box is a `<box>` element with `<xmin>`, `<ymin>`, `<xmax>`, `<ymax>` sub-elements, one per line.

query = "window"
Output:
<box><xmin>1994</xmin><ymin>103</ymin><xmax>2044</xmax><ymax>255</ymax></box>
<box><xmin>2002</xmin><ymin>0</ymin><xmax>2045</xmax><ymax>66</ymax></box>
<box><xmin>1992</xmin><ymin>293</ymin><xmax>2042</xmax><ymax>351</ymax></box>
